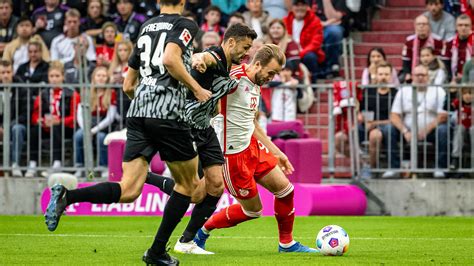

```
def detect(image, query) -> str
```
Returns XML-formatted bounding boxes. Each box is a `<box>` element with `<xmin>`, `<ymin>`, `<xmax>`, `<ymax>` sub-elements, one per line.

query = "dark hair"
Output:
<box><xmin>17</xmin><ymin>16</ymin><xmax>33</xmax><ymax>27</ymax></box>
<box><xmin>426</xmin><ymin>0</ymin><xmax>443</xmax><ymax>4</ymax></box>
<box><xmin>366</xmin><ymin>47</ymin><xmax>386</xmax><ymax>67</ymax></box>
<box><xmin>182</xmin><ymin>10</ymin><xmax>197</xmax><ymax>21</ymax></box>
<box><xmin>376</xmin><ymin>61</ymin><xmax>392</xmax><ymax>72</ymax></box>
<box><xmin>223</xmin><ymin>23</ymin><xmax>258</xmax><ymax>43</ymax></box>
<box><xmin>159</xmin><ymin>0</ymin><xmax>181</xmax><ymax>5</ymax></box>
<box><xmin>420</xmin><ymin>46</ymin><xmax>435</xmax><ymax>55</ymax></box>
<box><xmin>229</xmin><ymin>12</ymin><xmax>245</xmax><ymax>22</ymax></box>
<box><xmin>0</xmin><ymin>59</ymin><xmax>12</xmax><ymax>68</ymax></box>
<box><xmin>204</xmin><ymin>5</ymin><xmax>222</xmax><ymax>16</ymax></box>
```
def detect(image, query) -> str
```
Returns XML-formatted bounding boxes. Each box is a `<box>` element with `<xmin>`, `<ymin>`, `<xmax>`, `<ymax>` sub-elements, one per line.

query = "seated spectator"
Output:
<box><xmin>81</xmin><ymin>0</ymin><xmax>112</xmax><ymax>44</ymax></box>
<box><xmin>271</xmin><ymin>62</ymin><xmax>299</xmax><ymax>121</ymax></box>
<box><xmin>114</xmin><ymin>0</ymin><xmax>147</xmax><ymax>42</ymax></box>
<box><xmin>31</xmin><ymin>0</ymin><xmax>69</xmax><ymax>48</ymax></box>
<box><xmin>25</xmin><ymin>61</ymin><xmax>80</xmax><ymax>177</ymax></box>
<box><xmin>201</xmin><ymin>31</ymin><xmax>221</xmax><ymax>50</ymax></box>
<box><xmin>0</xmin><ymin>0</ymin><xmax>18</xmax><ymax>56</ymax></box>
<box><xmin>15</xmin><ymin>41</ymin><xmax>49</xmax><ymax>86</ymax></box>
<box><xmin>64</xmin><ymin>40</ymin><xmax>96</xmax><ymax>84</ymax></box>
<box><xmin>263</xmin><ymin>0</ymin><xmax>290</xmax><ymax>19</ymax></box>
<box><xmin>108</xmin><ymin>40</ymin><xmax>132</xmax><ymax>85</ymax></box>
<box><xmin>74</xmin><ymin>66</ymin><xmax>117</xmax><ymax>178</ymax></box>
<box><xmin>401</xmin><ymin>15</ymin><xmax>444</xmax><ymax>83</ymax></box>
<box><xmin>420</xmin><ymin>46</ymin><xmax>446</xmax><ymax>84</ymax></box>
<box><xmin>227</xmin><ymin>12</ymin><xmax>245</xmax><ymax>28</ymax></box>
<box><xmin>243</xmin><ymin>0</ymin><xmax>273</xmax><ymax>39</ymax></box>
<box><xmin>424</xmin><ymin>0</ymin><xmax>456</xmax><ymax>41</ymax></box>
<box><xmin>361</xmin><ymin>47</ymin><xmax>399</xmax><ymax>86</ymax></box>
<box><xmin>284</xmin><ymin>0</ymin><xmax>325</xmax><ymax>83</ymax></box>
<box><xmin>201</xmin><ymin>6</ymin><xmax>226</xmax><ymax>38</ymax></box>
<box><xmin>50</xmin><ymin>9</ymin><xmax>96</xmax><ymax>64</ymax></box>
<box><xmin>314</xmin><ymin>0</ymin><xmax>346</xmax><ymax>77</ymax></box>
<box><xmin>0</xmin><ymin>60</ymin><xmax>31</xmax><ymax>177</ymax></box>
<box><xmin>2</xmin><ymin>17</ymin><xmax>49</xmax><ymax>73</ymax></box>
<box><xmin>450</xmin><ymin>87</ymin><xmax>473</xmax><ymax>169</ymax></box>
<box><xmin>442</xmin><ymin>15</ymin><xmax>473</xmax><ymax>83</ymax></box>
<box><xmin>385</xmin><ymin>64</ymin><xmax>448</xmax><ymax>178</ymax></box>
<box><xmin>358</xmin><ymin>62</ymin><xmax>397</xmax><ymax>169</ymax></box>
<box><xmin>95</xmin><ymin>22</ymin><xmax>117</xmax><ymax>68</ymax></box>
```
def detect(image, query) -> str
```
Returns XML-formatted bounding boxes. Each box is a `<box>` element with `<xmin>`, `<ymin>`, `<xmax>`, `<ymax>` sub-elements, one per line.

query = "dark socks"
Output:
<box><xmin>66</xmin><ymin>182</ymin><xmax>121</xmax><ymax>204</ymax></box>
<box><xmin>151</xmin><ymin>190</ymin><xmax>191</xmax><ymax>255</ymax></box>
<box><xmin>180</xmin><ymin>194</ymin><xmax>221</xmax><ymax>243</ymax></box>
<box><xmin>146</xmin><ymin>172</ymin><xmax>175</xmax><ymax>195</ymax></box>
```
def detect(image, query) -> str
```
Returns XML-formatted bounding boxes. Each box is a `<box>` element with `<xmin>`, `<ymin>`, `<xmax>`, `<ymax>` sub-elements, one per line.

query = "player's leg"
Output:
<box><xmin>257</xmin><ymin>166</ymin><xmax>317</xmax><ymax>253</ymax></box>
<box><xmin>146</xmin><ymin>171</ymin><xmax>207</xmax><ymax>203</ymax></box>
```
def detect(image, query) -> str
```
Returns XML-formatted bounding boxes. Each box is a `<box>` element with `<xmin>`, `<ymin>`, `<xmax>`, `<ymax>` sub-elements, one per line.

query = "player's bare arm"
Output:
<box><xmin>192</xmin><ymin>52</ymin><xmax>217</xmax><ymax>73</ymax></box>
<box><xmin>163</xmin><ymin>43</ymin><xmax>212</xmax><ymax>102</ymax></box>
<box><xmin>123</xmin><ymin>68</ymin><xmax>139</xmax><ymax>99</ymax></box>
<box><xmin>252</xmin><ymin>114</ymin><xmax>294</xmax><ymax>175</ymax></box>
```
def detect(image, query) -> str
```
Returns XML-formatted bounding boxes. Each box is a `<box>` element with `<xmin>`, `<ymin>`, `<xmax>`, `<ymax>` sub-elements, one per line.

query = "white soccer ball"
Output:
<box><xmin>316</xmin><ymin>225</ymin><xmax>350</xmax><ymax>256</ymax></box>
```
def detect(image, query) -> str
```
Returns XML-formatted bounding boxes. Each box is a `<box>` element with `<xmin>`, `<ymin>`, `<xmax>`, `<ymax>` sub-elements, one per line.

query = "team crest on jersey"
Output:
<box><xmin>54</xmin><ymin>12</ymin><xmax>62</xmax><ymax>20</ymax></box>
<box><xmin>239</xmin><ymin>189</ymin><xmax>249</xmax><ymax>197</ymax></box>
<box><xmin>179</xmin><ymin>28</ymin><xmax>192</xmax><ymax>46</ymax></box>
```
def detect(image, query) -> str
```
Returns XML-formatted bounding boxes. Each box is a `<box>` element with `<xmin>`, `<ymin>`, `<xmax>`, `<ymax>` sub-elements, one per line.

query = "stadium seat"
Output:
<box><xmin>285</xmin><ymin>139</ymin><xmax>323</xmax><ymax>184</ymax></box>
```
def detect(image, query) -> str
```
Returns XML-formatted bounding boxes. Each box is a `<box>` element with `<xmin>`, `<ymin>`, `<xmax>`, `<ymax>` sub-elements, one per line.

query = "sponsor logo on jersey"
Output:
<box><xmin>179</xmin><ymin>28</ymin><xmax>192</xmax><ymax>46</ymax></box>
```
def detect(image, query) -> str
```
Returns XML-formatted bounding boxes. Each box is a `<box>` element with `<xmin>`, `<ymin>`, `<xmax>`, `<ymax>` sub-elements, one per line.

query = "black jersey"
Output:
<box><xmin>31</xmin><ymin>5</ymin><xmax>69</xmax><ymax>47</ymax></box>
<box><xmin>126</xmin><ymin>14</ymin><xmax>199</xmax><ymax>121</ymax></box>
<box><xmin>185</xmin><ymin>46</ymin><xmax>237</xmax><ymax>129</ymax></box>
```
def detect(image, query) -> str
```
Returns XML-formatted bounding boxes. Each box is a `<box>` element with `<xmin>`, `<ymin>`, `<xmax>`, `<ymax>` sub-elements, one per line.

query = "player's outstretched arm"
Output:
<box><xmin>192</xmin><ymin>52</ymin><xmax>217</xmax><ymax>73</ymax></box>
<box><xmin>253</xmin><ymin>115</ymin><xmax>295</xmax><ymax>175</ymax></box>
<box><xmin>123</xmin><ymin>68</ymin><xmax>139</xmax><ymax>99</ymax></box>
<box><xmin>163</xmin><ymin>43</ymin><xmax>212</xmax><ymax>102</ymax></box>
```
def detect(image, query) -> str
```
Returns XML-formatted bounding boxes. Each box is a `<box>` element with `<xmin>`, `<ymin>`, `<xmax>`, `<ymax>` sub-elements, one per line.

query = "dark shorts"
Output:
<box><xmin>192</xmin><ymin>126</ymin><xmax>225</xmax><ymax>169</ymax></box>
<box><xmin>123</xmin><ymin>117</ymin><xmax>197</xmax><ymax>163</ymax></box>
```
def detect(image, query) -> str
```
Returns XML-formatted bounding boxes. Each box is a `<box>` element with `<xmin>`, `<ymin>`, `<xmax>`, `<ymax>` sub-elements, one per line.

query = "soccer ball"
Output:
<box><xmin>316</xmin><ymin>225</ymin><xmax>350</xmax><ymax>256</ymax></box>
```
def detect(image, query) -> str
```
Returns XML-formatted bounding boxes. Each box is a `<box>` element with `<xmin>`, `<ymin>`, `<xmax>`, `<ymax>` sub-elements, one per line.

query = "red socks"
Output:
<box><xmin>203</xmin><ymin>204</ymin><xmax>258</xmax><ymax>231</ymax></box>
<box><xmin>274</xmin><ymin>184</ymin><xmax>295</xmax><ymax>244</ymax></box>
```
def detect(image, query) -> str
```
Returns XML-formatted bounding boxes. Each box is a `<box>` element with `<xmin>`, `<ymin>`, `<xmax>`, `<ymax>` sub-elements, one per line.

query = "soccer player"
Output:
<box><xmin>194</xmin><ymin>44</ymin><xmax>318</xmax><ymax>253</ymax></box>
<box><xmin>145</xmin><ymin>23</ymin><xmax>257</xmax><ymax>254</ymax></box>
<box><xmin>44</xmin><ymin>0</ymin><xmax>211</xmax><ymax>265</ymax></box>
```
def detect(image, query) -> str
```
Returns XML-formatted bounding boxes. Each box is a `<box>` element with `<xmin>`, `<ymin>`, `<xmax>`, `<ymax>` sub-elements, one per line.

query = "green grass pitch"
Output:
<box><xmin>0</xmin><ymin>216</ymin><xmax>472</xmax><ymax>265</ymax></box>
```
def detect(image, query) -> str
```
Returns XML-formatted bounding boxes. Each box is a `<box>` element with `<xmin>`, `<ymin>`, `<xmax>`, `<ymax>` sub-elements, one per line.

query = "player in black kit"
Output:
<box><xmin>145</xmin><ymin>24</ymin><xmax>257</xmax><ymax>255</ymax></box>
<box><xmin>44</xmin><ymin>0</ymin><xmax>211</xmax><ymax>265</ymax></box>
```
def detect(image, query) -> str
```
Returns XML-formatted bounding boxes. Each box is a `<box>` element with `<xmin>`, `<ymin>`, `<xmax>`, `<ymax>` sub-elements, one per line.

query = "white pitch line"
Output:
<box><xmin>0</xmin><ymin>233</ymin><xmax>472</xmax><ymax>241</ymax></box>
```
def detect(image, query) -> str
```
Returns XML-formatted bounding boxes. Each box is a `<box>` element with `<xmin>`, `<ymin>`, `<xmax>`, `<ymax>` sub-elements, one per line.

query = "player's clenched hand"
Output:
<box><xmin>276</xmin><ymin>153</ymin><xmax>294</xmax><ymax>176</ymax></box>
<box><xmin>192</xmin><ymin>54</ymin><xmax>207</xmax><ymax>73</ymax></box>
<box><xmin>194</xmin><ymin>88</ymin><xmax>212</xmax><ymax>102</ymax></box>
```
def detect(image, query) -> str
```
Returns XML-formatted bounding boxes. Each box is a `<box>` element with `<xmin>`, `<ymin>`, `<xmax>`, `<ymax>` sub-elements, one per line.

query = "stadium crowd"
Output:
<box><xmin>0</xmin><ymin>0</ymin><xmax>472</xmax><ymax>179</ymax></box>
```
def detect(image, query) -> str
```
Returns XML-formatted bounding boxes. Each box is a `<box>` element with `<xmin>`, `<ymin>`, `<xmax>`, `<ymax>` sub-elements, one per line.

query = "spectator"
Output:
<box><xmin>211</xmin><ymin>0</ymin><xmax>246</xmax><ymax>24</ymax></box>
<box><xmin>227</xmin><ymin>12</ymin><xmax>245</xmax><ymax>28</ymax></box>
<box><xmin>314</xmin><ymin>0</ymin><xmax>346</xmax><ymax>77</ymax></box>
<box><xmin>114</xmin><ymin>0</ymin><xmax>147</xmax><ymax>42</ymax></box>
<box><xmin>450</xmin><ymin>87</ymin><xmax>473</xmax><ymax>169</ymax></box>
<box><xmin>263</xmin><ymin>0</ymin><xmax>291</xmax><ymax>19</ymax></box>
<box><xmin>0</xmin><ymin>60</ymin><xmax>30</xmax><ymax>177</ymax></box>
<box><xmin>358</xmin><ymin>62</ymin><xmax>397</xmax><ymax>169</ymax></box>
<box><xmin>95</xmin><ymin>22</ymin><xmax>117</xmax><ymax>68</ymax></box>
<box><xmin>462</xmin><ymin>53</ymin><xmax>474</xmax><ymax>82</ymax></box>
<box><xmin>461</xmin><ymin>0</ymin><xmax>474</xmax><ymax>24</ymax></box>
<box><xmin>0</xmin><ymin>0</ymin><xmax>18</xmax><ymax>56</ymax></box>
<box><xmin>80</xmin><ymin>0</ymin><xmax>112</xmax><ymax>44</ymax></box>
<box><xmin>334</xmin><ymin>81</ymin><xmax>361</xmax><ymax>157</ymax></box>
<box><xmin>284</xmin><ymin>0</ymin><xmax>325</xmax><ymax>83</ymax></box>
<box><xmin>271</xmin><ymin>61</ymin><xmax>299</xmax><ymax>121</ymax></box>
<box><xmin>15</xmin><ymin>41</ymin><xmax>49</xmax><ymax>85</ymax></box>
<box><xmin>108</xmin><ymin>40</ymin><xmax>131</xmax><ymax>85</ymax></box>
<box><xmin>243</xmin><ymin>0</ymin><xmax>273</xmax><ymax>39</ymax></box>
<box><xmin>424</xmin><ymin>0</ymin><xmax>456</xmax><ymax>41</ymax></box>
<box><xmin>2</xmin><ymin>17</ymin><xmax>49</xmax><ymax>73</ymax></box>
<box><xmin>401</xmin><ymin>15</ymin><xmax>444</xmax><ymax>83</ymax></box>
<box><xmin>201</xmin><ymin>6</ymin><xmax>226</xmax><ymax>38</ymax></box>
<box><xmin>361</xmin><ymin>47</ymin><xmax>400</xmax><ymax>86</ymax></box>
<box><xmin>50</xmin><ymin>9</ymin><xmax>96</xmax><ymax>64</ymax></box>
<box><xmin>201</xmin><ymin>31</ymin><xmax>221</xmax><ymax>49</ymax></box>
<box><xmin>64</xmin><ymin>39</ymin><xmax>96</xmax><ymax>84</ymax></box>
<box><xmin>385</xmin><ymin>64</ymin><xmax>448</xmax><ymax>178</ymax></box>
<box><xmin>31</xmin><ymin>0</ymin><xmax>69</xmax><ymax>48</ymax></box>
<box><xmin>185</xmin><ymin>0</ymin><xmax>210</xmax><ymax>26</ymax></box>
<box><xmin>420</xmin><ymin>46</ymin><xmax>447</xmax><ymax>84</ymax></box>
<box><xmin>25</xmin><ymin>61</ymin><xmax>80</xmax><ymax>177</ymax></box>
<box><xmin>74</xmin><ymin>66</ymin><xmax>117</xmax><ymax>178</ymax></box>
<box><xmin>442</xmin><ymin>14</ymin><xmax>473</xmax><ymax>83</ymax></box>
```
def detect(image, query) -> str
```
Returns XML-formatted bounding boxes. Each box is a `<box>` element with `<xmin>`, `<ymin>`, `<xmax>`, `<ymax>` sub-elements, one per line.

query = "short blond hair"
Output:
<box><xmin>251</xmin><ymin>44</ymin><xmax>286</xmax><ymax>67</ymax></box>
<box><xmin>48</xmin><ymin>61</ymin><xmax>64</xmax><ymax>74</ymax></box>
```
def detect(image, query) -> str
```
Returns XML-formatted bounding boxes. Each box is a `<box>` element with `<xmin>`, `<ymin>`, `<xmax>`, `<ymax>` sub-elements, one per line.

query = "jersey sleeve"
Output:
<box><xmin>166</xmin><ymin>18</ymin><xmax>199</xmax><ymax>53</ymax></box>
<box><xmin>128</xmin><ymin>41</ymin><xmax>141</xmax><ymax>70</ymax></box>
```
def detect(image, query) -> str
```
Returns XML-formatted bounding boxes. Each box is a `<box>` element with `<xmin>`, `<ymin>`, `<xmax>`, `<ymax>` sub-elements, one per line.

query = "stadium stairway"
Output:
<box><xmin>299</xmin><ymin>0</ymin><xmax>425</xmax><ymax>178</ymax></box>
